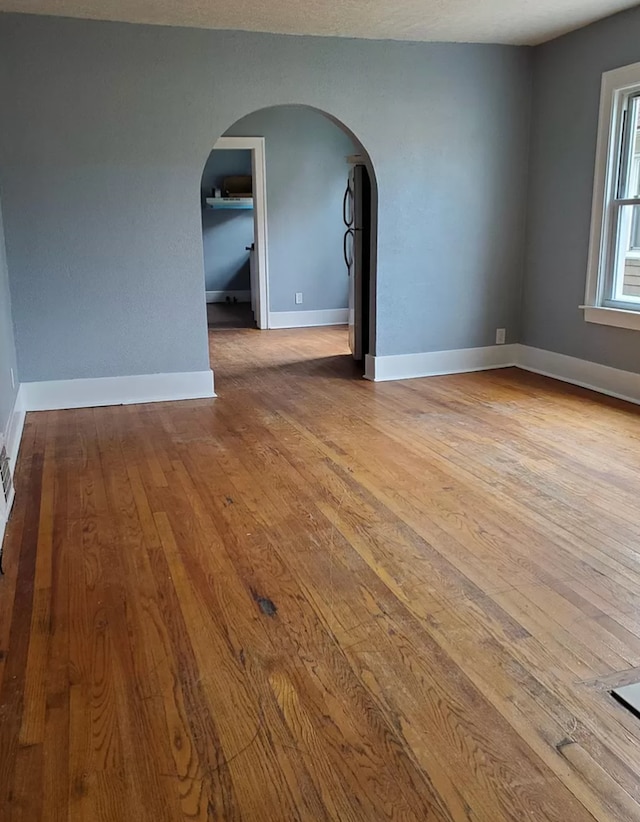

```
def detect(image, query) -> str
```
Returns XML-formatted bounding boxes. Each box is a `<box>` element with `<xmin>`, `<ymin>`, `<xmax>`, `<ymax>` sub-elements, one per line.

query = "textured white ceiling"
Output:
<box><xmin>0</xmin><ymin>0</ymin><xmax>637</xmax><ymax>45</ymax></box>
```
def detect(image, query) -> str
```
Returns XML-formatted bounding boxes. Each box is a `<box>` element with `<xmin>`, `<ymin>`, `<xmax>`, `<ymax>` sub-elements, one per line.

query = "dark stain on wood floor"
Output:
<box><xmin>251</xmin><ymin>590</ymin><xmax>278</xmax><ymax>618</ymax></box>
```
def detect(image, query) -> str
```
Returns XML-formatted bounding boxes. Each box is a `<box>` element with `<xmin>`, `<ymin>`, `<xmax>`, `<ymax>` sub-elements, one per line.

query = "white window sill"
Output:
<box><xmin>581</xmin><ymin>305</ymin><xmax>640</xmax><ymax>330</ymax></box>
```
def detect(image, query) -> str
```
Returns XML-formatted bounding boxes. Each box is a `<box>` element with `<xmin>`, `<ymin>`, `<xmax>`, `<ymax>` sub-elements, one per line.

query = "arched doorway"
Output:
<box><xmin>200</xmin><ymin>104</ymin><xmax>378</xmax><ymax>378</ymax></box>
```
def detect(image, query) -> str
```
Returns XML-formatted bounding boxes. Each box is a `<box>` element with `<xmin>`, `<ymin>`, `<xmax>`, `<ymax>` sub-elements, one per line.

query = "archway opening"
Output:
<box><xmin>199</xmin><ymin>104</ymin><xmax>378</xmax><ymax>387</ymax></box>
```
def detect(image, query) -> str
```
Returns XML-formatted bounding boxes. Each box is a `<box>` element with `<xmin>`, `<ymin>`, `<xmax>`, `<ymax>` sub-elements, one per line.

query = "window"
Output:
<box><xmin>584</xmin><ymin>61</ymin><xmax>640</xmax><ymax>329</ymax></box>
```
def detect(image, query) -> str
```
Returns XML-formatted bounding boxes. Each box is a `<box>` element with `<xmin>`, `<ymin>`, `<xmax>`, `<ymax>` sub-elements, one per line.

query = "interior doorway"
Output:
<box><xmin>201</xmin><ymin>136</ymin><xmax>268</xmax><ymax>330</ymax></box>
<box><xmin>200</xmin><ymin>105</ymin><xmax>378</xmax><ymax>375</ymax></box>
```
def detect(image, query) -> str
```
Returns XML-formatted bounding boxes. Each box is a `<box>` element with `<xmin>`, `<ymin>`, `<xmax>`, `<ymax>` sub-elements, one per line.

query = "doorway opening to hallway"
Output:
<box><xmin>199</xmin><ymin>105</ymin><xmax>377</xmax><ymax>383</ymax></box>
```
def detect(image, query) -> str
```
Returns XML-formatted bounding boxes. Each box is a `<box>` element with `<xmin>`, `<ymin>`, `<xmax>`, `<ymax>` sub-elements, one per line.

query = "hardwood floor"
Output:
<box><xmin>3</xmin><ymin>325</ymin><xmax>640</xmax><ymax>820</ymax></box>
<box><xmin>206</xmin><ymin>302</ymin><xmax>255</xmax><ymax>330</ymax></box>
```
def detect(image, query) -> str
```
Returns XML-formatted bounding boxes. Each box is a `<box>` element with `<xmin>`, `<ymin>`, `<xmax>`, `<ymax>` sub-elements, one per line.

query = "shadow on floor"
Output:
<box><xmin>220</xmin><ymin>354</ymin><xmax>364</xmax><ymax>382</ymax></box>
<box><xmin>207</xmin><ymin>302</ymin><xmax>256</xmax><ymax>329</ymax></box>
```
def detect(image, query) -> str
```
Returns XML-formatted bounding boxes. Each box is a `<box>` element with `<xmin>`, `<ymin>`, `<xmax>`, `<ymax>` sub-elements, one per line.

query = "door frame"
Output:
<box><xmin>213</xmin><ymin>136</ymin><xmax>270</xmax><ymax>329</ymax></box>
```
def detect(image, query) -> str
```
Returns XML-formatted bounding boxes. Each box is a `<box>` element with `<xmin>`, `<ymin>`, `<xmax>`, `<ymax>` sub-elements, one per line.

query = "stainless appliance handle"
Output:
<box><xmin>343</xmin><ymin>185</ymin><xmax>353</xmax><ymax>227</ymax></box>
<box><xmin>343</xmin><ymin>228</ymin><xmax>354</xmax><ymax>270</ymax></box>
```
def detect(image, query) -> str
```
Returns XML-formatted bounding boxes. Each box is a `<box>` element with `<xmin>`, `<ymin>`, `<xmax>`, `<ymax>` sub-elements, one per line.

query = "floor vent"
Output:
<box><xmin>0</xmin><ymin>445</ymin><xmax>12</xmax><ymax>505</ymax></box>
<box><xmin>612</xmin><ymin>683</ymin><xmax>640</xmax><ymax>719</ymax></box>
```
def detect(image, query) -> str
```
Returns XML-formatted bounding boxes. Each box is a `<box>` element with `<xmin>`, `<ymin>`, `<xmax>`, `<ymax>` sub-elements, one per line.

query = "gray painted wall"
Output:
<box><xmin>0</xmin><ymin>14</ymin><xmax>531</xmax><ymax>381</ymax></box>
<box><xmin>0</xmin><ymin>190</ymin><xmax>18</xmax><ymax>435</ymax></box>
<box><xmin>201</xmin><ymin>149</ymin><xmax>253</xmax><ymax>293</ymax></box>
<box><xmin>226</xmin><ymin>106</ymin><xmax>355</xmax><ymax>312</ymax></box>
<box><xmin>523</xmin><ymin>5</ymin><xmax>640</xmax><ymax>371</ymax></box>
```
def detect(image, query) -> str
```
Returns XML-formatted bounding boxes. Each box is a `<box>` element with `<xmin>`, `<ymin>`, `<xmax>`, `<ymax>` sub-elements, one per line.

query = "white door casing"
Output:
<box><xmin>212</xmin><ymin>136</ymin><xmax>270</xmax><ymax>329</ymax></box>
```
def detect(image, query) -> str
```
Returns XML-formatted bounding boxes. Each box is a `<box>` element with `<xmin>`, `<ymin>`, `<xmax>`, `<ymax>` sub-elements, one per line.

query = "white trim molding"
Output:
<box><xmin>363</xmin><ymin>342</ymin><xmax>640</xmax><ymax>406</ymax></box>
<box><xmin>1</xmin><ymin>388</ymin><xmax>26</xmax><ymax>548</ymax></box>
<box><xmin>206</xmin><ymin>290</ymin><xmax>251</xmax><ymax>304</ymax></box>
<box><xmin>584</xmin><ymin>60</ymin><xmax>640</xmax><ymax>325</ymax></box>
<box><xmin>19</xmin><ymin>370</ymin><xmax>215</xmax><ymax>412</ymax></box>
<box><xmin>269</xmin><ymin>309</ymin><xmax>349</xmax><ymax>329</ymax></box>
<box><xmin>6</xmin><ymin>397</ymin><xmax>26</xmax><ymax>477</ymax></box>
<box><xmin>213</xmin><ymin>136</ymin><xmax>270</xmax><ymax>329</ymax></box>
<box><xmin>581</xmin><ymin>304</ymin><xmax>640</xmax><ymax>331</ymax></box>
<box><xmin>364</xmin><ymin>344</ymin><xmax>518</xmax><ymax>382</ymax></box>
<box><xmin>515</xmin><ymin>345</ymin><xmax>640</xmax><ymax>406</ymax></box>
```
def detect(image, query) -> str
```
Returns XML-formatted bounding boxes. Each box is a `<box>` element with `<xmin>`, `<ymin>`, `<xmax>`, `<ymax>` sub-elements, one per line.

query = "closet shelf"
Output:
<box><xmin>204</xmin><ymin>197</ymin><xmax>254</xmax><ymax>210</ymax></box>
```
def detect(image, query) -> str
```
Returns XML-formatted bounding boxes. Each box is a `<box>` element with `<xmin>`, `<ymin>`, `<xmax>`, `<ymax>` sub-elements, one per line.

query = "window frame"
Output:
<box><xmin>584</xmin><ymin>60</ymin><xmax>640</xmax><ymax>330</ymax></box>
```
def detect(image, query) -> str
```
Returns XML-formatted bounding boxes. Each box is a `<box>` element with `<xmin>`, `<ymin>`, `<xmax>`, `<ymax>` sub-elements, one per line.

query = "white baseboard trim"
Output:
<box><xmin>1</xmin><ymin>388</ymin><xmax>26</xmax><ymax>549</ymax></box>
<box><xmin>364</xmin><ymin>341</ymin><xmax>640</xmax><ymax>406</ymax></box>
<box><xmin>364</xmin><ymin>344</ymin><xmax>518</xmax><ymax>382</ymax></box>
<box><xmin>6</xmin><ymin>398</ymin><xmax>26</xmax><ymax>475</ymax></box>
<box><xmin>206</xmin><ymin>290</ymin><xmax>251</xmax><ymax>303</ymax></box>
<box><xmin>515</xmin><ymin>345</ymin><xmax>640</xmax><ymax>406</ymax></box>
<box><xmin>19</xmin><ymin>369</ymin><xmax>216</xmax><ymax>412</ymax></box>
<box><xmin>269</xmin><ymin>308</ymin><xmax>349</xmax><ymax>329</ymax></box>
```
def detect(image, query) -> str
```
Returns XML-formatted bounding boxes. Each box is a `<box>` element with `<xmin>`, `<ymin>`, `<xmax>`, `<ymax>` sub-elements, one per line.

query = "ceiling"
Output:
<box><xmin>0</xmin><ymin>0</ymin><xmax>638</xmax><ymax>45</ymax></box>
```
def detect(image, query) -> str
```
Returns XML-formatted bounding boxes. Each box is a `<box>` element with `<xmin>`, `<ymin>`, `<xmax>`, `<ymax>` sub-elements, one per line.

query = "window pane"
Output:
<box><xmin>632</xmin><ymin>205</ymin><xmax>640</xmax><ymax>249</ymax></box>
<box><xmin>632</xmin><ymin>155</ymin><xmax>640</xmax><ymax>201</ymax></box>
<box><xmin>613</xmin><ymin>204</ymin><xmax>640</xmax><ymax>302</ymax></box>
<box><xmin>620</xmin><ymin>96</ymin><xmax>640</xmax><ymax>198</ymax></box>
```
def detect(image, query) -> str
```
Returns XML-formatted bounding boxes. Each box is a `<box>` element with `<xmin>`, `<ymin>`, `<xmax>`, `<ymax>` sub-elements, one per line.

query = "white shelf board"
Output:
<box><xmin>204</xmin><ymin>197</ymin><xmax>254</xmax><ymax>210</ymax></box>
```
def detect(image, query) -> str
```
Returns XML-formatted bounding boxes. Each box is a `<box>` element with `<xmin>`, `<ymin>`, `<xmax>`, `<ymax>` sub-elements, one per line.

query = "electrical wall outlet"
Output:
<box><xmin>295</xmin><ymin>292</ymin><xmax>303</xmax><ymax>305</ymax></box>
<box><xmin>495</xmin><ymin>328</ymin><xmax>506</xmax><ymax>345</ymax></box>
